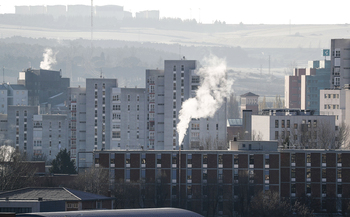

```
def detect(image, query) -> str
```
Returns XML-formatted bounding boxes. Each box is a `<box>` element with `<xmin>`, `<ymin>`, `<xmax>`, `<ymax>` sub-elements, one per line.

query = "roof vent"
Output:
<box><xmin>38</xmin><ymin>197</ymin><xmax>43</xmax><ymax>201</ymax></box>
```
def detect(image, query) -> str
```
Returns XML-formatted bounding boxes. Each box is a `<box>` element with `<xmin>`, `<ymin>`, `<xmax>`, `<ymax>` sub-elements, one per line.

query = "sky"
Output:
<box><xmin>1</xmin><ymin>0</ymin><xmax>350</xmax><ymax>25</ymax></box>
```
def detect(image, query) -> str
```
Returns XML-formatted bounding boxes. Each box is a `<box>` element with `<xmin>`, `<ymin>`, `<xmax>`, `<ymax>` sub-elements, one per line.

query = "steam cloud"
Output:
<box><xmin>40</xmin><ymin>48</ymin><xmax>57</xmax><ymax>70</ymax></box>
<box><xmin>177</xmin><ymin>55</ymin><xmax>233</xmax><ymax>146</ymax></box>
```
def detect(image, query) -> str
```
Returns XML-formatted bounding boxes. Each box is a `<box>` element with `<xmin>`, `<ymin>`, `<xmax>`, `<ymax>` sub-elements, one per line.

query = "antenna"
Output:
<box><xmin>179</xmin><ymin>45</ymin><xmax>181</xmax><ymax>59</ymax></box>
<box><xmin>91</xmin><ymin>0</ymin><xmax>93</xmax><ymax>56</ymax></box>
<box><xmin>100</xmin><ymin>68</ymin><xmax>103</xmax><ymax>78</ymax></box>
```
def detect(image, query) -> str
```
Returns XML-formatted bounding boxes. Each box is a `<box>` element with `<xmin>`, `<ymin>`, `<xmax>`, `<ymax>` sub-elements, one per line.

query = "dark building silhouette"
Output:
<box><xmin>18</xmin><ymin>69</ymin><xmax>70</xmax><ymax>107</ymax></box>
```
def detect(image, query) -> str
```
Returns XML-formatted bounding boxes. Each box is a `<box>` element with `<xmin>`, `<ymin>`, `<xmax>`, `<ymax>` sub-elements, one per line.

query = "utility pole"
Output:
<box><xmin>268</xmin><ymin>55</ymin><xmax>271</xmax><ymax>75</ymax></box>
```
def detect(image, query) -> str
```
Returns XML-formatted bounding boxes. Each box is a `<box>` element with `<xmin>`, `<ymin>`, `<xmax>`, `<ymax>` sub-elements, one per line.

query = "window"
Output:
<box><xmin>181</xmin><ymin>65</ymin><xmax>184</xmax><ymax>71</ymax></box>
<box><xmin>203</xmin><ymin>154</ymin><xmax>208</xmax><ymax>165</ymax></box>
<box><xmin>338</xmin><ymin>169</ymin><xmax>342</xmax><ymax>179</ymax></box>
<box><xmin>287</xmin><ymin>120</ymin><xmax>290</xmax><ymax>128</ymax></box>
<box><xmin>291</xmin><ymin>168</ymin><xmax>295</xmax><ymax>178</ymax></box>
<box><xmin>137</xmin><ymin>95</ymin><xmax>139</xmax><ymax>101</ymax></box>
<box><xmin>307</xmin><ymin>153</ymin><xmax>311</xmax><ymax>163</ymax></box>
<box><xmin>338</xmin><ymin>154</ymin><xmax>342</xmax><ymax>163</ymax></box>
<box><xmin>281</xmin><ymin>120</ymin><xmax>285</xmax><ymax>128</ymax></box>
<box><xmin>291</xmin><ymin>184</ymin><xmax>296</xmax><ymax>194</ymax></box>
<box><xmin>294</xmin><ymin>123</ymin><xmax>298</xmax><ymax>129</ymax></box>
<box><xmin>291</xmin><ymin>153</ymin><xmax>296</xmax><ymax>164</ymax></box>
<box><xmin>234</xmin><ymin>155</ymin><xmax>239</xmax><ymax>165</ymax></box>
<box><xmin>307</xmin><ymin>184</ymin><xmax>311</xmax><ymax>193</ymax></box>
<box><xmin>275</xmin><ymin>120</ymin><xmax>279</xmax><ymax>128</ymax></box>
<box><xmin>127</xmin><ymin>95</ymin><xmax>130</xmax><ymax>101</ymax></box>
<box><xmin>192</xmin><ymin>76</ymin><xmax>200</xmax><ymax>83</ymax></box>
<box><xmin>249</xmin><ymin>155</ymin><xmax>254</xmax><ymax>165</ymax></box>
<box><xmin>265</xmin><ymin>154</ymin><xmax>269</xmax><ymax>165</ymax></box>
<box><xmin>274</xmin><ymin>131</ymin><xmax>279</xmax><ymax>140</ymax></box>
<box><xmin>307</xmin><ymin>169</ymin><xmax>311</xmax><ymax>179</ymax></box>
<box><xmin>322</xmin><ymin>169</ymin><xmax>327</xmax><ymax>179</ymax></box>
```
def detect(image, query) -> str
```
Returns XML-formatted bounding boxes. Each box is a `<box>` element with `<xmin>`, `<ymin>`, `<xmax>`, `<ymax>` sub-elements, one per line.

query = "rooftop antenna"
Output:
<box><xmin>91</xmin><ymin>0</ymin><xmax>94</xmax><ymax>57</ymax></box>
<box><xmin>100</xmin><ymin>68</ymin><xmax>103</xmax><ymax>78</ymax></box>
<box><xmin>179</xmin><ymin>45</ymin><xmax>181</xmax><ymax>60</ymax></box>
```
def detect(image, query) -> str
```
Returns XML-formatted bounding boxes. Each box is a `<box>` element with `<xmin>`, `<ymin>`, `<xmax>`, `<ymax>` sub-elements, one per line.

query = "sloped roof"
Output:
<box><xmin>0</xmin><ymin>187</ymin><xmax>111</xmax><ymax>201</ymax></box>
<box><xmin>10</xmin><ymin>84</ymin><xmax>27</xmax><ymax>90</ymax></box>
<box><xmin>17</xmin><ymin>208</ymin><xmax>204</xmax><ymax>217</ymax></box>
<box><xmin>240</xmin><ymin>92</ymin><xmax>259</xmax><ymax>97</ymax></box>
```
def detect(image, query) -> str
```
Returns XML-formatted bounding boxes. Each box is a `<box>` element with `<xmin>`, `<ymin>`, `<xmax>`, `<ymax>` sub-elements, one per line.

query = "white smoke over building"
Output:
<box><xmin>40</xmin><ymin>48</ymin><xmax>57</xmax><ymax>70</ymax></box>
<box><xmin>177</xmin><ymin>55</ymin><xmax>233</xmax><ymax>146</ymax></box>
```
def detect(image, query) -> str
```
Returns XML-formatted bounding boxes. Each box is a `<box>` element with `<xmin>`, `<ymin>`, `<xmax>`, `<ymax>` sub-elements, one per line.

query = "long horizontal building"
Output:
<box><xmin>80</xmin><ymin>148</ymin><xmax>349</xmax><ymax>216</ymax></box>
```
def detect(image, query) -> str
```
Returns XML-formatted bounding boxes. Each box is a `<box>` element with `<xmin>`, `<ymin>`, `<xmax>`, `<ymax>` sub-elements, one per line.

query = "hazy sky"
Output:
<box><xmin>1</xmin><ymin>0</ymin><xmax>349</xmax><ymax>25</ymax></box>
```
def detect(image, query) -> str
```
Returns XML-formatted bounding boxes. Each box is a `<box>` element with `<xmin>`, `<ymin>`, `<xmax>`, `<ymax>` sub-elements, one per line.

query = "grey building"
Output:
<box><xmin>85</xmin><ymin>78</ymin><xmax>118</xmax><ymax>151</ymax></box>
<box><xmin>0</xmin><ymin>85</ymin><xmax>7</xmax><ymax>114</ymax></box>
<box><xmin>67</xmin><ymin>87</ymin><xmax>86</xmax><ymax>160</ymax></box>
<box><xmin>7</xmin><ymin>106</ymin><xmax>39</xmax><ymax>156</ymax></box>
<box><xmin>110</xmin><ymin>87</ymin><xmax>147</xmax><ymax>150</ymax></box>
<box><xmin>33</xmin><ymin>114</ymin><xmax>68</xmax><ymax>161</ymax></box>
<box><xmin>146</xmin><ymin>60</ymin><xmax>227</xmax><ymax>150</ymax></box>
<box><xmin>18</xmin><ymin>68</ymin><xmax>69</xmax><ymax>107</ymax></box>
<box><xmin>330</xmin><ymin>39</ymin><xmax>350</xmax><ymax>88</ymax></box>
<box><xmin>6</xmin><ymin>84</ymin><xmax>28</xmax><ymax>107</ymax></box>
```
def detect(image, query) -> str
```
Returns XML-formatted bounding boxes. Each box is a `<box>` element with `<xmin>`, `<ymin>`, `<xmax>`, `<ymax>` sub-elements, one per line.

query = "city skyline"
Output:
<box><xmin>0</xmin><ymin>0</ymin><xmax>349</xmax><ymax>25</ymax></box>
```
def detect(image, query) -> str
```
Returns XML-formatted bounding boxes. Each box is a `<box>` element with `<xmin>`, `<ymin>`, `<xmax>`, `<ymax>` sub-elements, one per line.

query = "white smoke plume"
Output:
<box><xmin>40</xmin><ymin>48</ymin><xmax>57</xmax><ymax>70</ymax></box>
<box><xmin>177</xmin><ymin>55</ymin><xmax>233</xmax><ymax>146</ymax></box>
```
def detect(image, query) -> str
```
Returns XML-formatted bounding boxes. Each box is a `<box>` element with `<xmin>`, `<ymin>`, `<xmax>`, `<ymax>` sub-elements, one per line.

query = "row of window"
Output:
<box><xmin>275</xmin><ymin>120</ymin><xmax>317</xmax><ymax>128</ymax></box>
<box><xmin>324</xmin><ymin>104</ymin><xmax>340</xmax><ymax>109</ymax></box>
<box><xmin>324</xmin><ymin>93</ymin><xmax>340</xmax><ymax>99</ymax></box>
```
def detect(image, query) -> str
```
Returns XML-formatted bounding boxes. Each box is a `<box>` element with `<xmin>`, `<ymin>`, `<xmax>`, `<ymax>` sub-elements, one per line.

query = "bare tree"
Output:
<box><xmin>288</xmin><ymin>120</ymin><xmax>347</xmax><ymax>149</ymax></box>
<box><xmin>250</xmin><ymin>191</ymin><xmax>314</xmax><ymax>217</ymax></box>
<box><xmin>69</xmin><ymin>166</ymin><xmax>109</xmax><ymax>196</ymax></box>
<box><xmin>200</xmin><ymin>136</ymin><xmax>226</xmax><ymax>150</ymax></box>
<box><xmin>0</xmin><ymin>145</ymin><xmax>36</xmax><ymax>191</ymax></box>
<box><xmin>227</xmin><ymin>93</ymin><xmax>240</xmax><ymax>119</ymax></box>
<box><xmin>251</xmin><ymin>130</ymin><xmax>263</xmax><ymax>141</ymax></box>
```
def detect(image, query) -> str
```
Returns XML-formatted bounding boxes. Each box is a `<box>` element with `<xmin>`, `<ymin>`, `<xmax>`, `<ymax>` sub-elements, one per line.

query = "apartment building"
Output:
<box><xmin>146</xmin><ymin>60</ymin><xmax>227</xmax><ymax>150</ymax></box>
<box><xmin>110</xmin><ymin>87</ymin><xmax>147</xmax><ymax>150</ymax></box>
<box><xmin>251</xmin><ymin>109</ymin><xmax>336</xmax><ymax>148</ymax></box>
<box><xmin>67</xmin><ymin>87</ymin><xmax>86</xmax><ymax>160</ymax></box>
<box><xmin>84</xmin><ymin>149</ymin><xmax>350</xmax><ymax>216</ymax></box>
<box><xmin>32</xmin><ymin>114</ymin><xmax>68</xmax><ymax>161</ymax></box>
<box><xmin>7</xmin><ymin>106</ymin><xmax>38</xmax><ymax>156</ymax></box>
<box><xmin>330</xmin><ymin>39</ymin><xmax>350</xmax><ymax>88</ymax></box>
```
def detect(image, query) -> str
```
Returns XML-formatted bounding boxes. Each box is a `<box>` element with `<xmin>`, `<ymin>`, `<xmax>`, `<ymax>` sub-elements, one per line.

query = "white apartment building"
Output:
<box><xmin>251</xmin><ymin>109</ymin><xmax>336</xmax><ymax>149</ymax></box>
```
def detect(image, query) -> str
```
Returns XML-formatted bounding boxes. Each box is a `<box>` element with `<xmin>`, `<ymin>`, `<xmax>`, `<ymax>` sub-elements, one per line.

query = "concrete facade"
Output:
<box><xmin>330</xmin><ymin>39</ymin><xmax>350</xmax><ymax>88</ymax></box>
<box><xmin>146</xmin><ymin>60</ymin><xmax>227</xmax><ymax>150</ymax></box>
<box><xmin>251</xmin><ymin>109</ymin><xmax>336</xmax><ymax>148</ymax></box>
<box><xmin>87</xmin><ymin>149</ymin><xmax>350</xmax><ymax>215</ymax></box>
<box><xmin>7</xmin><ymin>106</ymin><xmax>39</xmax><ymax>156</ymax></box>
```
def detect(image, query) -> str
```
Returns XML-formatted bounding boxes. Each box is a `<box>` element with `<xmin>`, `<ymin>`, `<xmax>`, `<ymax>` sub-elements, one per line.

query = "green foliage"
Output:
<box><xmin>49</xmin><ymin>149</ymin><xmax>76</xmax><ymax>174</ymax></box>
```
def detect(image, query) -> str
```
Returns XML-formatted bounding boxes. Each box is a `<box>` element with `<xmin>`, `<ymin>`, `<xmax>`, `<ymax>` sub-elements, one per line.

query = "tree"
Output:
<box><xmin>0</xmin><ymin>145</ymin><xmax>36</xmax><ymax>191</ymax></box>
<box><xmin>259</xmin><ymin>96</ymin><xmax>267</xmax><ymax>112</ymax></box>
<box><xmin>249</xmin><ymin>191</ymin><xmax>314</xmax><ymax>217</ymax></box>
<box><xmin>69</xmin><ymin>166</ymin><xmax>109</xmax><ymax>195</ymax></box>
<box><xmin>227</xmin><ymin>93</ymin><xmax>240</xmax><ymax>119</ymax></box>
<box><xmin>49</xmin><ymin>149</ymin><xmax>76</xmax><ymax>174</ymax></box>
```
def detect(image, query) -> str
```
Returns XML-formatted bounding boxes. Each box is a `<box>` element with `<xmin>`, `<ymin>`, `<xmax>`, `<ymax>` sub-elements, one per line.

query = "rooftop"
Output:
<box><xmin>240</xmin><ymin>92</ymin><xmax>259</xmax><ymax>97</ymax></box>
<box><xmin>0</xmin><ymin>187</ymin><xmax>112</xmax><ymax>202</ymax></box>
